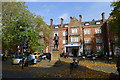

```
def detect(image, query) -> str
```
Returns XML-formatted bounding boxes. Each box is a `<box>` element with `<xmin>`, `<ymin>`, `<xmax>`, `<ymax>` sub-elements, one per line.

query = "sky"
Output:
<box><xmin>25</xmin><ymin>2</ymin><xmax>112</xmax><ymax>25</ymax></box>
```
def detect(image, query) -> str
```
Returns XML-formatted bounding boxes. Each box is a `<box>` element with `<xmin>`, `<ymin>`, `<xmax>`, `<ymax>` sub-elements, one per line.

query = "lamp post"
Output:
<box><xmin>19</xmin><ymin>26</ymin><xmax>29</xmax><ymax>69</ymax></box>
<box><xmin>82</xmin><ymin>26</ymin><xmax>85</xmax><ymax>55</ymax></box>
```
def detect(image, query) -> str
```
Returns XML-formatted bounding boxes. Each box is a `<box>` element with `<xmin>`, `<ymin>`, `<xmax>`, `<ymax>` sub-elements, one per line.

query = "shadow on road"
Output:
<box><xmin>2</xmin><ymin>59</ymin><xmax>119</xmax><ymax>80</ymax></box>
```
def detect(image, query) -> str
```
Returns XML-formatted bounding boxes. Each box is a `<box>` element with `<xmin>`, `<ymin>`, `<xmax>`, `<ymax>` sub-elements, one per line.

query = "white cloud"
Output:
<box><xmin>59</xmin><ymin>13</ymin><xmax>69</xmax><ymax>20</ymax></box>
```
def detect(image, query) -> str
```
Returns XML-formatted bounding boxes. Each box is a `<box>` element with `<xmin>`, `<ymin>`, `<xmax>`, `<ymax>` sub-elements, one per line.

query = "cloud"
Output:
<box><xmin>59</xmin><ymin>13</ymin><xmax>69</xmax><ymax>20</ymax></box>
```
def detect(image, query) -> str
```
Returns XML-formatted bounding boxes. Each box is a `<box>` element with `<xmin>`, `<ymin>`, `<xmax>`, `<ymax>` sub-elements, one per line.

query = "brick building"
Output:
<box><xmin>47</xmin><ymin>12</ymin><xmax>114</xmax><ymax>57</ymax></box>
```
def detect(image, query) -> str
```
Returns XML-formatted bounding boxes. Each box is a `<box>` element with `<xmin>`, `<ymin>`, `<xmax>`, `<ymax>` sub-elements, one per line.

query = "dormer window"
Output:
<box><xmin>85</xmin><ymin>23</ymin><xmax>89</xmax><ymax>26</ymax></box>
<box><xmin>65</xmin><ymin>25</ymin><xmax>68</xmax><ymax>27</ymax></box>
<box><xmin>96</xmin><ymin>22</ymin><xmax>101</xmax><ymax>24</ymax></box>
<box><xmin>55</xmin><ymin>26</ymin><xmax>59</xmax><ymax>28</ymax></box>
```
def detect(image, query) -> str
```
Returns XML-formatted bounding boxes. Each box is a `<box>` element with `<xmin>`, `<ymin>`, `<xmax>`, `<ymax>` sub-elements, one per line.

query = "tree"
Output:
<box><xmin>109</xmin><ymin>1</ymin><xmax>120</xmax><ymax>46</ymax></box>
<box><xmin>2</xmin><ymin>2</ymin><xmax>50</xmax><ymax>53</ymax></box>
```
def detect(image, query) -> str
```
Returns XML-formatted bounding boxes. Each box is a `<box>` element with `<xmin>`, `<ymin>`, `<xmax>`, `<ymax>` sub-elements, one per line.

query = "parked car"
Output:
<box><xmin>33</xmin><ymin>52</ymin><xmax>43</xmax><ymax>58</ymax></box>
<box><xmin>39</xmin><ymin>53</ymin><xmax>51</xmax><ymax>60</ymax></box>
<box><xmin>11</xmin><ymin>54</ymin><xmax>16</xmax><ymax>58</ymax></box>
<box><xmin>39</xmin><ymin>54</ymin><xmax>47</xmax><ymax>59</ymax></box>
<box><xmin>86</xmin><ymin>54</ymin><xmax>92</xmax><ymax>58</ymax></box>
<box><xmin>12</xmin><ymin>55</ymin><xmax>27</xmax><ymax>65</ymax></box>
<box><xmin>94</xmin><ymin>53</ymin><xmax>104</xmax><ymax>58</ymax></box>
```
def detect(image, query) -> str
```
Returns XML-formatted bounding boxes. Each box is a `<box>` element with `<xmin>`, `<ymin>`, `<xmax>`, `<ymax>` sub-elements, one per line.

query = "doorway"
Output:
<box><xmin>72</xmin><ymin>49</ymin><xmax>78</xmax><ymax>57</ymax></box>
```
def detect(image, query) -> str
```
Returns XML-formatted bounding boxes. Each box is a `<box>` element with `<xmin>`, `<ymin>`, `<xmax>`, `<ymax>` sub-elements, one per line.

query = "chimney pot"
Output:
<box><xmin>101</xmin><ymin>12</ymin><xmax>105</xmax><ymax>22</ymax></box>
<box><xmin>79</xmin><ymin>15</ymin><xmax>82</xmax><ymax>21</ymax></box>
<box><xmin>60</xmin><ymin>18</ymin><xmax>64</xmax><ymax>26</ymax></box>
<box><xmin>50</xmin><ymin>19</ymin><xmax>53</xmax><ymax>21</ymax></box>
<box><xmin>50</xmin><ymin>19</ymin><xmax>53</xmax><ymax>28</ymax></box>
<box><xmin>70</xmin><ymin>17</ymin><xmax>73</xmax><ymax>22</ymax></box>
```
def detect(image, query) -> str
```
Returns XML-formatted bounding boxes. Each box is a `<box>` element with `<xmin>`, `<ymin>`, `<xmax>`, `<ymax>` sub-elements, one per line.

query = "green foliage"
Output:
<box><xmin>2</xmin><ymin>2</ymin><xmax>50</xmax><ymax>53</ymax></box>
<box><xmin>109</xmin><ymin>1</ymin><xmax>120</xmax><ymax>46</ymax></box>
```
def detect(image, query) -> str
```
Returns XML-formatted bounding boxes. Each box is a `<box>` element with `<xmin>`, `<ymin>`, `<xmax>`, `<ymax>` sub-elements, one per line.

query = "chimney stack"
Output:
<box><xmin>60</xmin><ymin>18</ymin><xmax>64</xmax><ymax>25</ymax></box>
<box><xmin>79</xmin><ymin>15</ymin><xmax>82</xmax><ymax>22</ymax></box>
<box><xmin>50</xmin><ymin>19</ymin><xmax>53</xmax><ymax>28</ymax></box>
<box><xmin>101</xmin><ymin>12</ymin><xmax>105</xmax><ymax>22</ymax></box>
<box><xmin>70</xmin><ymin>17</ymin><xmax>73</xmax><ymax>22</ymax></box>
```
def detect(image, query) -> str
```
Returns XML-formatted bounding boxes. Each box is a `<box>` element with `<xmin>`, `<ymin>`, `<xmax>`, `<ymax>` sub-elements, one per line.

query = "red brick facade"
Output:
<box><xmin>47</xmin><ymin>12</ymin><xmax>113</xmax><ymax>56</ymax></box>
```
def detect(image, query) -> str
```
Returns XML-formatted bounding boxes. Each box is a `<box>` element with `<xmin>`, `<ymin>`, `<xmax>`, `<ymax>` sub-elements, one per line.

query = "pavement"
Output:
<box><xmin>61</xmin><ymin>57</ymin><xmax>118</xmax><ymax>74</ymax></box>
<box><xmin>1</xmin><ymin>57</ymin><xmax>119</xmax><ymax>79</ymax></box>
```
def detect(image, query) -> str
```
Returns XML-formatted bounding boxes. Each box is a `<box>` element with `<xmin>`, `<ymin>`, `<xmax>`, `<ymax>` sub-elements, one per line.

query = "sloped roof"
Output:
<box><xmin>51</xmin><ymin>19</ymin><xmax>106</xmax><ymax>29</ymax></box>
<box><xmin>81</xmin><ymin>20</ymin><xmax>104</xmax><ymax>26</ymax></box>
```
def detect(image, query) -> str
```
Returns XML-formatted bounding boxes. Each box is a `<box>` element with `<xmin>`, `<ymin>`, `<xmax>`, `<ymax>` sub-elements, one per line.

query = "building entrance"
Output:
<box><xmin>72</xmin><ymin>49</ymin><xmax>78</xmax><ymax>57</ymax></box>
<box><xmin>64</xmin><ymin>44</ymin><xmax>82</xmax><ymax>57</ymax></box>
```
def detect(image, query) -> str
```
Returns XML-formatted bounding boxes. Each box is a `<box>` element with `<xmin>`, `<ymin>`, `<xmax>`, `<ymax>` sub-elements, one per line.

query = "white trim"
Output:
<box><xmin>64</xmin><ymin>44</ymin><xmax>81</xmax><ymax>47</ymax></box>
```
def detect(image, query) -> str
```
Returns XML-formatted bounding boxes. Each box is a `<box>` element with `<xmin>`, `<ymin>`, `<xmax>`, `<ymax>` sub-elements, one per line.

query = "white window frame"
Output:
<box><xmin>96</xmin><ymin>38</ymin><xmax>102</xmax><ymax>43</ymax></box>
<box><xmin>96</xmin><ymin>46</ymin><xmax>102</xmax><ymax>51</ymax></box>
<box><xmin>84</xmin><ymin>29</ymin><xmax>91</xmax><ymax>34</ymax></box>
<box><xmin>71</xmin><ymin>28</ymin><xmax>78</xmax><ymax>34</ymax></box>
<box><xmin>85</xmin><ymin>38</ymin><xmax>91</xmax><ymax>43</ymax></box>
<box><xmin>86</xmin><ymin>46</ymin><xmax>91</xmax><ymax>51</ymax></box>
<box><xmin>95</xmin><ymin>28</ymin><xmax>101</xmax><ymax>34</ymax></box>
<box><xmin>71</xmin><ymin>37</ymin><xmax>79</xmax><ymax>42</ymax></box>
<box><xmin>63</xmin><ymin>31</ymin><xmax>68</xmax><ymax>36</ymax></box>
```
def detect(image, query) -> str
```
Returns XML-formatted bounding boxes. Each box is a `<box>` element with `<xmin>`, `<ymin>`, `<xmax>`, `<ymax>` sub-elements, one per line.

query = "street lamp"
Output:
<box><xmin>82</xmin><ymin>26</ymin><xmax>85</xmax><ymax>55</ymax></box>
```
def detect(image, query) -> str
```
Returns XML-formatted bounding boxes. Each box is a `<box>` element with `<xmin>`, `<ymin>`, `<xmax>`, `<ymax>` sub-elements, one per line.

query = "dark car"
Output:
<box><xmin>94</xmin><ymin>53</ymin><xmax>104</xmax><ymax>58</ymax></box>
<box><xmin>39</xmin><ymin>53</ymin><xmax>51</xmax><ymax>60</ymax></box>
<box><xmin>86</xmin><ymin>54</ymin><xmax>96</xmax><ymax>59</ymax></box>
<box><xmin>86</xmin><ymin>54</ymin><xmax>92</xmax><ymax>58</ymax></box>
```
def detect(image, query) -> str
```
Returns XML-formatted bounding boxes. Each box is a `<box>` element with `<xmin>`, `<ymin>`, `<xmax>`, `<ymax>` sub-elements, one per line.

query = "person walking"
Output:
<box><xmin>70</xmin><ymin>58</ymin><xmax>79</xmax><ymax>74</ymax></box>
<box><xmin>63</xmin><ymin>53</ymin><xmax>67</xmax><ymax>58</ymax></box>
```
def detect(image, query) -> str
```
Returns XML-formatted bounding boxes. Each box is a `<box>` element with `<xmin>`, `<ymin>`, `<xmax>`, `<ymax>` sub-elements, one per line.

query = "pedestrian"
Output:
<box><xmin>63</xmin><ymin>53</ymin><xmax>67</xmax><ymax>58</ymax></box>
<box><xmin>31</xmin><ymin>54</ymin><xmax>35</xmax><ymax>64</ymax></box>
<box><xmin>46</xmin><ymin>53</ymin><xmax>51</xmax><ymax>62</ymax></box>
<box><xmin>33</xmin><ymin>56</ymin><xmax>37</xmax><ymax>64</ymax></box>
<box><xmin>70</xmin><ymin>58</ymin><xmax>79</xmax><ymax>74</ymax></box>
<box><xmin>116</xmin><ymin>56</ymin><xmax>120</xmax><ymax>79</ymax></box>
